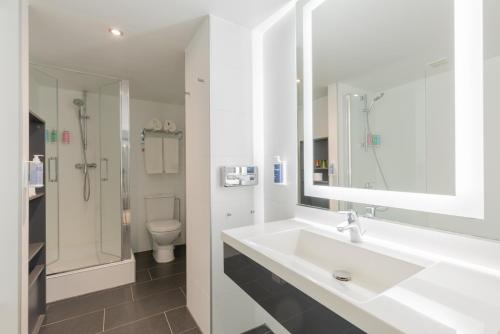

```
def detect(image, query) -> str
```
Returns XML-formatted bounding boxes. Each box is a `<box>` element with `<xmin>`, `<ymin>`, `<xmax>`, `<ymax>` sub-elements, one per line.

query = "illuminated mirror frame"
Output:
<box><xmin>302</xmin><ymin>0</ymin><xmax>484</xmax><ymax>219</ymax></box>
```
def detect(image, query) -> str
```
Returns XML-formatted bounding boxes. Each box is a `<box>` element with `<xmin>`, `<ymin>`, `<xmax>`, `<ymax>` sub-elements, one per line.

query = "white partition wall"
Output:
<box><xmin>209</xmin><ymin>16</ymin><xmax>259</xmax><ymax>334</ymax></box>
<box><xmin>185</xmin><ymin>18</ymin><xmax>212</xmax><ymax>334</ymax></box>
<box><xmin>186</xmin><ymin>14</ymin><xmax>288</xmax><ymax>334</ymax></box>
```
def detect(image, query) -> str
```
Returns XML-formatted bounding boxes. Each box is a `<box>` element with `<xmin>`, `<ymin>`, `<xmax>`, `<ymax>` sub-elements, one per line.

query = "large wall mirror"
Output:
<box><xmin>298</xmin><ymin>0</ymin><xmax>485</xmax><ymax>219</ymax></box>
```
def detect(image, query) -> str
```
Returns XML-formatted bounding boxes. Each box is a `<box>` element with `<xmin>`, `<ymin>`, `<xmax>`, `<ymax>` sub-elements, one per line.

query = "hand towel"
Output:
<box><xmin>144</xmin><ymin>136</ymin><xmax>163</xmax><ymax>174</ymax></box>
<box><xmin>163</xmin><ymin>137</ymin><xmax>179</xmax><ymax>173</ymax></box>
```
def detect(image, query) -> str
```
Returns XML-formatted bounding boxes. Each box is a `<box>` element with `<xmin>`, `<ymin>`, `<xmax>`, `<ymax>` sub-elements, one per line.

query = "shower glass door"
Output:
<box><xmin>30</xmin><ymin>65</ymin><xmax>130</xmax><ymax>275</ymax></box>
<box><xmin>99</xmin><ymin>81</ymin><xmax>124</xmax><ymax>259</ymax></box>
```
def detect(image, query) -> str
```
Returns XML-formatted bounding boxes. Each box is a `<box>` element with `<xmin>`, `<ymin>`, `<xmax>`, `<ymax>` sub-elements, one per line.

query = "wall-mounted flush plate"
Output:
<box><xmin>221</xmin><ymin>166</ymin><xmax>258</xmax><ymax>187</ymax></box>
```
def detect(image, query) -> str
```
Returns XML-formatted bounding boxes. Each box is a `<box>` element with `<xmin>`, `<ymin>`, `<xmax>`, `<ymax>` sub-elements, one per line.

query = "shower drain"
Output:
<box><xmin>333</xmin><ymin>270</ymin><xmax>352</xmax><ymax>282</ymax></box>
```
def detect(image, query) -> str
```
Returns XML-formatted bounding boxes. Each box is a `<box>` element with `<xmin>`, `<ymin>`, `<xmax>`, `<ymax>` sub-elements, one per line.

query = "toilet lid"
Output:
<box><xmin>147</xmin><ymin>219</ymin><xmax>181</xmax><ymax>232</ymax></box>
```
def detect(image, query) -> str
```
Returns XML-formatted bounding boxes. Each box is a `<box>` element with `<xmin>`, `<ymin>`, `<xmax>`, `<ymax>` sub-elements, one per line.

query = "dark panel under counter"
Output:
<box><xmin>223</xmin><ymin>243</ymin><xmax>365</xmax><ymax>334</ymax></box>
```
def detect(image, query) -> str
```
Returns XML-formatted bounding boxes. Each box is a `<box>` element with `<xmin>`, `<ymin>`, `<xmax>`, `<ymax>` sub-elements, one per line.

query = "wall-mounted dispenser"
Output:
<box><xmin>221</xmin><ymin>166</ymin><xmax>258</xmax><ymax>187</ymax></box>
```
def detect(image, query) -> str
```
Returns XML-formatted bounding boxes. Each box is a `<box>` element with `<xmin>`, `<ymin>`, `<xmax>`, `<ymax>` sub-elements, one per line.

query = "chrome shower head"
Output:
<box><xmin>373</xmin><ymin>93</ymin><xmax>385</xmax><ymax>102</ymax></box>
<box><xmin>73</xmin><ymin>98</ymin><xmax>85</xmax><ymax>107</ymax></box>
<box><xmin>366</xmin><ymin>93</ymin><xmax>384</xmax><ymax>112</ymax></box>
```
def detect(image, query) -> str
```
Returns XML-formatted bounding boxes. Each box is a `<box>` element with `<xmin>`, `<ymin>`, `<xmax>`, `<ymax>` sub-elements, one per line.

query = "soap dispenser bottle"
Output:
<box><xmin>29</xmin><ymin>155</ymin><xmax>44</xmax><ymax>189</ymax></box>
<box><xmin>273</xmin><ymin>156</ymin><xmax>287</xmax><ymax>185</ymax></box>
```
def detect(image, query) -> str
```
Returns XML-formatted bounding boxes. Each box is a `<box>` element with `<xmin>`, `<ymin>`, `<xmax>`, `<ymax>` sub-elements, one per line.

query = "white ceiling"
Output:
<box><xmin>29</xmin><ymin>0</ymin><xmax>290</xmax><ymax>104</ymax></box>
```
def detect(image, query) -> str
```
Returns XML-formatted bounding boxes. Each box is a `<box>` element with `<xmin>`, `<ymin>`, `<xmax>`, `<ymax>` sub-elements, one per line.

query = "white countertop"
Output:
<box><xmin>222</xmin><ymin>217</ymin><xmax>500</xmax><ymax>334</ymax></box>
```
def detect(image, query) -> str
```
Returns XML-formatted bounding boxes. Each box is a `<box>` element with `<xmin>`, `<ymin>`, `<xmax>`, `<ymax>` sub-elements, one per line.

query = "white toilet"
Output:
<box><xmin>145</xmin><ymin>195</ymin><xmax>182</xmax><ymax>263</ymax></box>
<box><xmin>147</xmin><ymin>219</ymin><xmax>181</xmax><ymax>263</ymax></box>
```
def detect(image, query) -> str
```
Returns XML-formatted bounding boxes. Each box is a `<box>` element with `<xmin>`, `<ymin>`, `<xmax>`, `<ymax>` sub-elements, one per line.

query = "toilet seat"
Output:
<box><xmin>147</xmin><ymin>219</ymin><xmax>181</xmax><ymax>233</ymax></box>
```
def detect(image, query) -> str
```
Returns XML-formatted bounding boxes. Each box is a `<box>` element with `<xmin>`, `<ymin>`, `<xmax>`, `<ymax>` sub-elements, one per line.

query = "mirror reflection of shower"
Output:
<box><xmin>361</xmin><ymin>93</ymin><xmax>389</xmax><ymax>190</ymax></box>
<box><xmin>73</xmin><ymin>91</ymin><xmax>96</xmax><ymax>201</ymax></box>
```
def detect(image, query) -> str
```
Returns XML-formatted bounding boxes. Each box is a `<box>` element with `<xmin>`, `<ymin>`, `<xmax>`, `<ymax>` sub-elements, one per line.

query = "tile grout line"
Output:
<box><xmin>134</xmin><ymin>271</ymin><xmax>185</xmax><ymax>288</ymax></box>
<box><xmin>42</xmin><ymin>309</ymin><xmax>105</xmax><ymax>327</ymax></box>
<box><xmin>104</xmin><ymin>305</ymin><xmax>187</xmax><ymax>332</ymax></box>
<box><xmin>178</xmin><ymin>325</ymin><xmax>198</xmax><ymax>334</ymax></box>
<box><xmin>179</xmin><ymin>286</ymin><xmax>186</xmax><ymax>297</ymax></box>
<box><xmin>102</xmin><ymin>308</ymin><xmax>106</xmax><ymax>332</ymax></box>
<box><xmin>132</xmin><ymin>283</ymin><xmax>186</xmax><ymax>302</ymax></box>
<box><xmin>102</xmin><ymin>312</ymin><xmax>166</xmax><ymax>333</ymax></box>
<box><xmin>164</xmin><ymin>311</ymin><xmax>174</xmax><ymax>334</ymax></box>
<box><xmin>46</xmin><ymin>284</ymin><xmax>130</xmax><ymax>308</ymax></box>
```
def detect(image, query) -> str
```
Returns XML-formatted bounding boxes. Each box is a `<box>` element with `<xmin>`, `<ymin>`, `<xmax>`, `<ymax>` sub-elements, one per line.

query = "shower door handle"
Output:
<box><xmin>101</xmin><ymin>158</ymin><xmax>109</xmax><ymax>181</ymax></box>
<box><xmin>48</xmin><ymin>157</ymin><xmax>58</xmax><ymax>182</ymax></box>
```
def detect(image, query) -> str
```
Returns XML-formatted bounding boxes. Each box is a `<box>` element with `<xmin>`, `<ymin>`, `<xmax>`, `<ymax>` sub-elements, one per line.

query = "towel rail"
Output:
<box><xmin>141</xmin><ymin>128</ymin><xmax>183</xmax><ymax>144</ymax></box>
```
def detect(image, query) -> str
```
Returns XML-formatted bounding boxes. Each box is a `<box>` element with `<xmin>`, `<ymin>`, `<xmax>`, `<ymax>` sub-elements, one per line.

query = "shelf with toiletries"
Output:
<box><xmin>28</xmin><ymin>112</ymin><xmax>46</xmax><ymax>334</ymax></box>
<box><xmin>363</xmin><ymin>133</ymin><xmax>382</xmax><ymax>149</ymax></box>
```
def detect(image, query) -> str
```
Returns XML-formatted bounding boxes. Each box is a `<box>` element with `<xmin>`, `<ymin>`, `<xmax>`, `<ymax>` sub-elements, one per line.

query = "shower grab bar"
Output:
<box><xmin>144</xmin><ymin>194</ymin><xmax>181</xmax><ymax>223</ymax></box>
<box><xmin>101</xmin><ymin>158</ymin><xmax>109</xmax><ymax>181</ymax></box>
<box><xmin>48</xmin><ymin>157</ymin><xmax>58</xmax><ymax>182</ymax></box>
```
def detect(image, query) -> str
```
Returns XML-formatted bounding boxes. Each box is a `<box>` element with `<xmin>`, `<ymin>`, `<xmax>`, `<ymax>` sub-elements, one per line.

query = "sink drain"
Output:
<box><xmin>333</xmin><ymin>270</ymin><xmax>352</xmax><ymax>282</ymax></box>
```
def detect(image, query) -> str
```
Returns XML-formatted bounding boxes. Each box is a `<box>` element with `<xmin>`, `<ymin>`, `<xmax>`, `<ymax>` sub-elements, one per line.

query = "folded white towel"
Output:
<box><xmin>144</xmin><ymin>136</ymin><xmax>163</xmax><ymax>174</ymax></box>
<box><xmin>163</xmin><ymin>137</ymin><xmax>179</xmax><ymax>173</ymax></box>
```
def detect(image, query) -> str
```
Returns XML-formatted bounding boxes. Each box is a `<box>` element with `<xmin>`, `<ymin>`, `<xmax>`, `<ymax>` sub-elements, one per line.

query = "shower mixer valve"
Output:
<box><xmin>75</xmin><ymin>163</ymin><xmax>97</xmax><ymax>170</ymax></box>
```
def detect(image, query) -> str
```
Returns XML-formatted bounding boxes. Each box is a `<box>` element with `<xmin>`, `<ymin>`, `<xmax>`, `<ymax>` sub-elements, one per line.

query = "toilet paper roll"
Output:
<box><xmin>148</xmin><ymin>118</ymin><xmax>162</xmax><ymax>131</ymax></box>
<box><xmin>164</xmin><ymin>120</ymin><xmax>177</xmax><ymax>132</ymax></box>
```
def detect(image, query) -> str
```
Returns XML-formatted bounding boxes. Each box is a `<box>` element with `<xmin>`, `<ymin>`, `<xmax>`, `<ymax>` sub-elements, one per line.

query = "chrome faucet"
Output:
<box><xmin>337</xmin><ymin>210</ymin><xmax>365</xmax><ymax>243</ymax></box>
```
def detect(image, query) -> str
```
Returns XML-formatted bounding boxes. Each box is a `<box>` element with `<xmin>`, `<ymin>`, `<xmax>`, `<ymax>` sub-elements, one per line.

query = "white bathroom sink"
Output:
<box><xmin>246</xmin><ymin>228</ymin><xmax>425</xmax><ymax>302</ymax></box>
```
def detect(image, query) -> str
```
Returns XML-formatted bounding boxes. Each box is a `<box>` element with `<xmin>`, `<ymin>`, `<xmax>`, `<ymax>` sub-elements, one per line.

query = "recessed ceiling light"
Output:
<box><xmin>108</xmin><ymin>28</ymin><xmax>124</xmax><ymax>37</ymax></box>
<box><xmin>296</xmin><ymin>78</ymin><xmax>301</xmax><ymax>84</ymax></box>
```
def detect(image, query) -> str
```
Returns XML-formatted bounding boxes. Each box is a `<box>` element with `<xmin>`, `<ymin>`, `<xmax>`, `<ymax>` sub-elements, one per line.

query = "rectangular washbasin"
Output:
<box><xmin>246</xmin><ymin>228</ymin><xmax>425</xmax><ymax>302</ymax></box>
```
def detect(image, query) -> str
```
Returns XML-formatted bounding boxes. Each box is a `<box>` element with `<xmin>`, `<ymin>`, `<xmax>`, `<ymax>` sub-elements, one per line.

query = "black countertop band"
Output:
<box><xmin>223</xmin><ymin>243</ymin><xmax>365</xmax><ymax>334</ymax></box>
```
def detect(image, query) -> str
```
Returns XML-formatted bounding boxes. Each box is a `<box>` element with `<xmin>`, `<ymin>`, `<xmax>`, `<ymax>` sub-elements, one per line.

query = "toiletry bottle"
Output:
<box><xmin>62</xmin><ymin>130</ymin><xmax>71</xmax><ymax>144</ymax></box>
<box><xmin>29</xmin><ymin>155</ymin><xmax>44</xmax><ymax>188</ymax></box>
<box><xmin>273</xmin><ymin>156</ymin><xmax>287</xmax><ymax>185</ymax></box>
<box><xmin>51</xmin><ymin>129</ymin><xmax>58</xmax><ymax>143</ymax></box>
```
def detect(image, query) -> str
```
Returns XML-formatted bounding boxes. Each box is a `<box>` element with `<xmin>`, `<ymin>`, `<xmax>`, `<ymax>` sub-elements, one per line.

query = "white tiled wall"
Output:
<box><xmin>262</xmin><ymin>9</ymin><xmax>298</xmax><ymax>223</ymax></box>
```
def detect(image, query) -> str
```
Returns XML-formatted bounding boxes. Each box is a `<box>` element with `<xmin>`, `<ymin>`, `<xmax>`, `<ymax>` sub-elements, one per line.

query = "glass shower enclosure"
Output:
<box><xmin>29</xmin><ymin>65</ymin><xmax>130</xmax><ymax>275</ymax></box>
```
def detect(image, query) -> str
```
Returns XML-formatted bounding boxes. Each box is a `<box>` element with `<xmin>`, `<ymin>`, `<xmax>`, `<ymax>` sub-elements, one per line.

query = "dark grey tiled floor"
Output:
<box><xmin>40</xmin><ymin>246</ymin><xmax>201</xmax><ymax>334</ymax></box>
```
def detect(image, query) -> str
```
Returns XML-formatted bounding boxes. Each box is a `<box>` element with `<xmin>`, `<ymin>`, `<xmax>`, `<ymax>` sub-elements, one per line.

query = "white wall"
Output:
<box><xmin>129</xmin><ymin>98</ymin><xmax>186</xmax><ymax>252</ymax></box>
<box><xmin>0</xmin><ymin>0</ymin><xmax>24</xmax><ymax>332</ymax></box>
<box><xmin>313</xmin><ymin>96</ymin><xmax>328</xmax><ymax>139</ymax></box>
